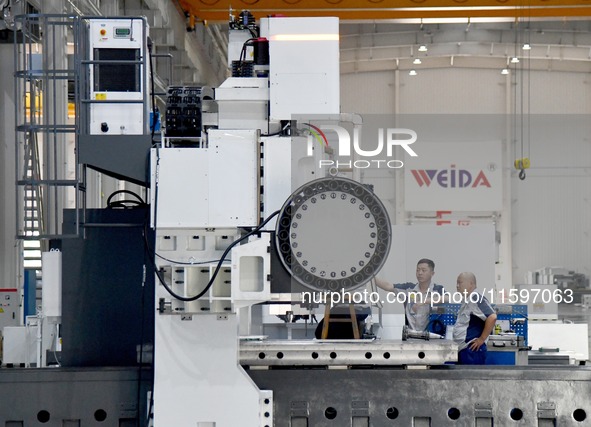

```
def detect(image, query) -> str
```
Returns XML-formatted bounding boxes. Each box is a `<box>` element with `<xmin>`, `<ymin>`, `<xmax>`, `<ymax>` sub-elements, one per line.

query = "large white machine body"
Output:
<box><xmin>151</xmin><ymin>16</ymin><xmax>341</xmax><ymax>426</ymax></box>
<box><xmin>88</xmin><ymin>19</ymin><xmax>148</xmax><ymax>135</ymax></box>
<box><xmin>151</xmin><ymin>130</ymin><xmax>260</xmax><ymax>229</ymax></box>
<box><xmin>261</xmin><ymin>17</ymin><xmax>340</xmax><ymax>120</ymax></box>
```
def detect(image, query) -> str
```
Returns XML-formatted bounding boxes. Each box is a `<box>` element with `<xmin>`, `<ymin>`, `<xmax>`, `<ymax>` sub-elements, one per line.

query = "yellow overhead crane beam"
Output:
<box><xmin>178</xmin><ymin>0</ymin><xmax>591</xmax><ymax>23</ymax></box>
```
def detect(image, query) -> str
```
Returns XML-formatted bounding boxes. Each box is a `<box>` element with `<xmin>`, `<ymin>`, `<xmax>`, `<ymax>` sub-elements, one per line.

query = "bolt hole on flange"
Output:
<box><xmin>447</xmin><ymin>407</ymin><xmax>460</xmax><ymax>420</ymax></box>
<box><xmin>510</xmin><ymin>408</ymin><xmax>523</xmax><ymax>421</ymax></box>
<box><xmin>324</xmin><ymin>407</ymin><xmax>337</xmax><ymax>419</ymax></box>
<box><xmin>386</xmin><ymin>407</ymin><xmax>399</xmax><ymax>419</ymax></box>
<box><xmin>573</xmin><ymin>409</ymin><xmax>587</xmax><ymax>422</ymax></box>
<box><xmin>37</xmin><ymin>410</ymin><xmax>50</xmax><ymax>423</ymax></box>
<box><xmin>94</xmin><ymin>409</ymin><xmax>107</xmax><ymax>422</ymax></box>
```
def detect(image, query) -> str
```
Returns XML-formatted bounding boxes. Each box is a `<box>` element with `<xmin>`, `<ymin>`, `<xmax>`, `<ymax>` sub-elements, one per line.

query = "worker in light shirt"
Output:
<box><xmin>375</xmin><ymin>258</ymin><xmax>445</xmax><ymax>332</ymax></box>
<box><xmin>452</xmin><ymin>272</ymin><xmax>497</xmax><ymax>365</ymax></box>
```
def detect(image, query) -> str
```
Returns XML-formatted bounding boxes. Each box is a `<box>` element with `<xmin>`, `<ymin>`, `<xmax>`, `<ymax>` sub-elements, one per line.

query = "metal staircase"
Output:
<box><xmin>21</xmin><ymin>130</ymin><xmax>44</xmax><ymax>269</ymax></box>
<box><xmin>14</xmin><ymin>15</ymin><xmax>82</xmax><ymax>312</ymax></box>
<box><xmin>15</xmin><ymin>14</ymin><xmax>80</xmax><ymax>243</ymax></box>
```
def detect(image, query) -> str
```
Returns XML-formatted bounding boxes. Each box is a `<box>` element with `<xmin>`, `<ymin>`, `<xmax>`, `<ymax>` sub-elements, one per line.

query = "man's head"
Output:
<box><xmin>456</xmin><ymin>272</ymin><xmax>477</xmax><ymax>294</ymax></box>
<box><xmin>416</xmin><ymin>258</ymin><xmax>435</xmax><ymax>286</ymax></box>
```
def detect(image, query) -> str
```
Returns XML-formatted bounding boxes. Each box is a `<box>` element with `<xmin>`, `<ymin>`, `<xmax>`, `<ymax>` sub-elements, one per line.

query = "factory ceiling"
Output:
<box><xmin>338</xmin><ymin>21</ymin><xmax>591</xmax><ymax>73</ymax></box>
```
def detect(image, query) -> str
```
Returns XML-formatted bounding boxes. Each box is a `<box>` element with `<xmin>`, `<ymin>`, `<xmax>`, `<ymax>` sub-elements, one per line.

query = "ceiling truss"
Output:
<box><xmin>177</xmin><ymin>1</ymin><xmax>591</xmax><ymax>23</ymax></box>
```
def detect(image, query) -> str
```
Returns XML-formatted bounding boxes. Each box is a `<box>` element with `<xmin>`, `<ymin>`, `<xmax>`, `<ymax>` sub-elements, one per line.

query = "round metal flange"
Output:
<box><xmin>275</xmin><ymin>177</ymin><xmax>391</xmax><ymax>292</ymax></box>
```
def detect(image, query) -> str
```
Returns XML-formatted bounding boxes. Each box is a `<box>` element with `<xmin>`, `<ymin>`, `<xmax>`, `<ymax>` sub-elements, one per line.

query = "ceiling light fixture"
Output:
<box><xmin>413</xmin><ymin>58</ymin><xmax>422</xmax><ymax>65</ymax></box>
<box><xmin>418</xmin><ymin>45</ymin><xmax>428</xmax><ymax>52</ymax></box>
<box><xmin>409</xmin><ymin>69</ymin><xmax>417</xmax><ymax>76</ymax></box>
<box><xmin>522</xmin><ymin>43</ymin><xmax>531</xmax><ymax>50</ymax></box>
<box><xmin>511</xmin><ymin>57</ymin><xmax>520</xmax><ymax>63</ymax></box>
<box><xmin>501</xmin><ymin>68</ymin><xmax>509</xmax><ymax>75</ymax></box>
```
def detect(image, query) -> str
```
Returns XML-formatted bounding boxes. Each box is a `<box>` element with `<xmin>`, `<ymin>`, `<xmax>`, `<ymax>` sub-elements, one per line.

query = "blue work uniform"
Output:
<box><xmin>394</xmin><ymin>282</ymin><xmax>445</xmax><ymax>332</ymax></box>
<box><xmin>452</xmin><ymin>292</ymin><xmax>495</xmax><ymax>365</ymax></box>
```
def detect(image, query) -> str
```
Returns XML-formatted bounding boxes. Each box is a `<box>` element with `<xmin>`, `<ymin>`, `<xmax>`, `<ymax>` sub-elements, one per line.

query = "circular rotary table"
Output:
<box><xmin>275</xmin><ymin>177</ymin><xmax>392</xmax><ymax>292</ymax></box>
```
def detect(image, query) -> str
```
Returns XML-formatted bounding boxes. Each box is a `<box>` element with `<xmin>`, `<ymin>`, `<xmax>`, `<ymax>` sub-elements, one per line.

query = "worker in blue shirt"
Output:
<box><xmin>452</xmin><ymin>272</ymin><xmax>497</xmax><ymax>365</ymax></box>
<box><xmin>375</xmin><ymin>258</ymin><xmax>445</xmax><ymax>332</ymax></box>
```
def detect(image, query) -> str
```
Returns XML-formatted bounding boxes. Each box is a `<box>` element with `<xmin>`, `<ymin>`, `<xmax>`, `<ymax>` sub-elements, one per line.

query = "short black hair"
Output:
<box><xmin>417</xmin><ymin>258</ymin><xmax>435</xmax><ymax>271</ymax></box>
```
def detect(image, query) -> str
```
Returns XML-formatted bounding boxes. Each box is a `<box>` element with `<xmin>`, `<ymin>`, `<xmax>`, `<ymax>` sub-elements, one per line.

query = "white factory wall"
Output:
<box><xmin>528</xmin><ymin>71</ymin><xmax>591</xmax><ymax>114</ymax></box>
<box><xmin>512</xmin><ymin>71</ymin><xmax>591</xmax><ymax>281</ymax></box>
<box><xmin>340</xmin><ymin>71</ymin><xmax>399</xmax><ymax>229</ymax></box>
<box><xmin>340</xmin><ymin>67</ymin><xmax>591</xmax><ymax>284</ymax></box>
<box><xmin>340</xmin><ymin>68</ymin><xmax>591</xmax><ymax>114</ymax></box>
<box><xmin>341</xmin><ymin>71</ymin><xmax>397</xmax><ymax>114</ymax></box>
<box><xmin>511</xmin><ymin>112</ymin><xmax>591</xmax><ymax>283</ymax></box>
<box><xmin>399</xmin><ymin>68</ymin><xmax>506</xmax><ymax>114</ymax></box>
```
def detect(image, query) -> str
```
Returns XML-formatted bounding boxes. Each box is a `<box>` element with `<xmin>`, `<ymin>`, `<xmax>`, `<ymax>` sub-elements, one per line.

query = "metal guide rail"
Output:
<box><xmin>240</xmin><ymin>339</ymin><xmax>458</xmax><ymax>366</ymax></box>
